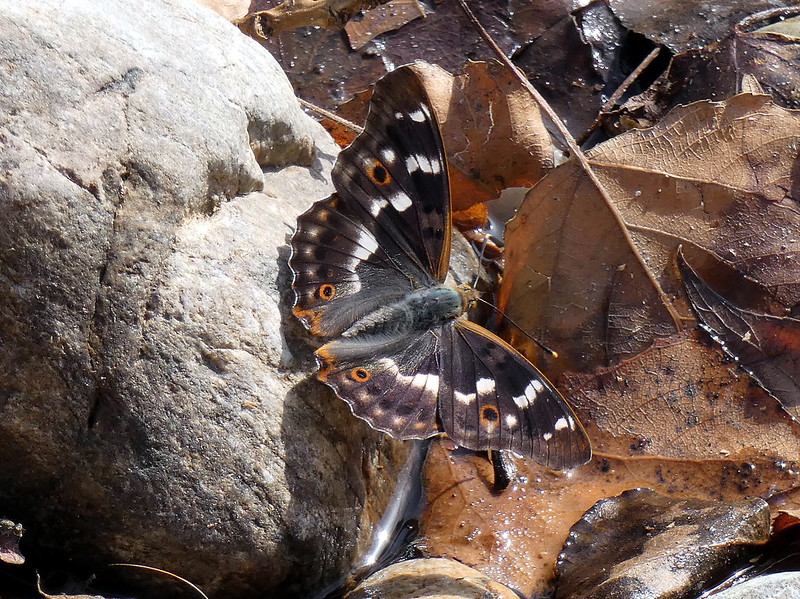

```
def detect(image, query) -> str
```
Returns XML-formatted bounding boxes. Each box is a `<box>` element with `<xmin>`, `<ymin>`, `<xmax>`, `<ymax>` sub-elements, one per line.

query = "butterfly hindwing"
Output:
<box><xmin>315</xmin><ymin>332</ymin><xmax>442</xmax><ymax>440</ymax></box>
<box><xmin>290</xmin><ymin>193</ymin><xmax>416</xmax><ymax>336</ymax></box>
<box><xmin>438</xmin><ymin>320</ymin><xmax>591</xmax><ymax>470</ymax></box>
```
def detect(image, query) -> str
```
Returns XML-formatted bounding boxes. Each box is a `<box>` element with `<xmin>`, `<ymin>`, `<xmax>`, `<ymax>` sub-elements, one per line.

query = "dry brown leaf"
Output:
<box><xmin>410</xmin><ymin>61</ymin><xmax>555</xmax><ymax>211</ymax></box>
<box><xmin>421</xmin><ymin>441</ymin><xmax>799</xmax><ymax>598</ymax></box>
<box><xmin>502</xmin><ymin>93</ymin><xmax>800</xmax><ymax>378</ymax></box>
<box><xmin>562</xmin><ymin>330</ymin><xmax>800</xmax><ymax>463</ymax></box>
<box><xmin>194</xmin><ymin>0</ymin><xmax>249</xmax><ymax>21</ymax></box>
<box><xmin>345</xmin><ymin>0</ymin><xmax>430</xmax><ymax>50</ymax></box>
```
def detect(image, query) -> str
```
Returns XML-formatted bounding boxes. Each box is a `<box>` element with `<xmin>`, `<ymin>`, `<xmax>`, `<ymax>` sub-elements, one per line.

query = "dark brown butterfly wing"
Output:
<box><xmin>290</xmin><ymin>65</ymin><xmax>591</xmax><ymax>470</ymax></box>
<box><xmin>439</xmin><ymin>320</ymin><xmax>591</xmax><ymax>469</ymax></box>
<box><xmin>289</xmin><ymin>66</ymin><xmax>449</xmax><ymax>337</ymax></box>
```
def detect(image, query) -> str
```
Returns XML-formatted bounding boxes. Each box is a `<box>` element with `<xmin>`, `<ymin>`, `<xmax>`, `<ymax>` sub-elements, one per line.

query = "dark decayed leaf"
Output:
<box><xmin>0</xmin><ymin>519</ymin><xmax>24</xmax><ymax>565</ymax></box>
<box><xmin>607</xmin><ymin>0</ymin><xmax>794</xmax><ymax>53</ymax></box>
<box><xmin>613</xmin><ymin>7</ymin><xmax>800</xmax><ymax>132</ymax></box>
<box><xmin>556</xmin><ymin>488</ymin><xmax>770</xmax><ymax>599</ymax></box>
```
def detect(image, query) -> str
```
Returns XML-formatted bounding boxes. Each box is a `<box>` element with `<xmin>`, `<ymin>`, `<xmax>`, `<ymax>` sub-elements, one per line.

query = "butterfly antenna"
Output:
<box><xmin>473</xmin><ymin>296</ymin><xmax>559</xmax><ymax>358</ymax></box>
<box><xmin>471</xmin><ymin>237</ymin><xmax>489</xmax><ymax>288</ymax></box>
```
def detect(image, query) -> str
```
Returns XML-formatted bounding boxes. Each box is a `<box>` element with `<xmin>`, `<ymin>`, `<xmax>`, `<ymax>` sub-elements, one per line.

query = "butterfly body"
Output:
<box><xmin>289</xmin><ymin>65</ymin><xmax>591</xmax><ymax>470</ymax></box>
<box><xmin>341</xmin><ymin>285</ymin><xmax>466</xmax><ymax>339</ymax></box>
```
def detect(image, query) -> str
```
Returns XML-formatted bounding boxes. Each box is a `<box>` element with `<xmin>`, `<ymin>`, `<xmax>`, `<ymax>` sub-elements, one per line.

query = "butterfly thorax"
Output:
<box><xmin>341</xmin><ymin>285</ymin><xmax>467</xmax><ymax>339</ymax></box>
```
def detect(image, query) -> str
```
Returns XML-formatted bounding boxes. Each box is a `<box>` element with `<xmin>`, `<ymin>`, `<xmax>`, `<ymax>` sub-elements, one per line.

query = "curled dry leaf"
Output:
<box><xmin>421</xmin><ymin>441</ymin><xmax>798</xmax><ymax>598</ymax></box>
<box><xmin>411</xmin><ymin>60</ymin><xmax>555</xmax><ymax>211</ymax></box>
<box><xmin>502</xmin><ymin>92</ymin><xmax>800</xmax><ymax>378</ymax></box>
<box><xmin>678</xmin><ymin>251</ymin><xmax>800</xmax><ymax>421</ymax></box>
<box><xmin>556</xmin><ymin>488</ymin><xmax>770</xmax><ymax>599</ymax></box>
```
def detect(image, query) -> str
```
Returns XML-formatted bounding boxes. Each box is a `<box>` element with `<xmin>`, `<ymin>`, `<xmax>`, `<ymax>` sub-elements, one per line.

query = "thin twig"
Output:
<box><xmin>109</xmin><ymin>563</ymin><xmax>210</xmax><ymax>599</ymax></box>
<box><xmin>576</xmin><ymin>46</ymin><xmax>661</xmax><ymax>146</ymax></box>
<box><xmin>456</xmin><ymin>0</ymin><xmax>683</xmax><ymax>330</ymax></box>
<box><xmin>299</xmin><ymin>98</ymin><xmax>363</xmax><ymax>135</ymax></box>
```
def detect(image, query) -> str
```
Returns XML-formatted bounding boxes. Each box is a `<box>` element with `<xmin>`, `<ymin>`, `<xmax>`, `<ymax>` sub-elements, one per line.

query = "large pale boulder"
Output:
<box><xmin>0</xmin><ymin>0</ymin><xmax>407</xmax><ymax>595</ymax></box>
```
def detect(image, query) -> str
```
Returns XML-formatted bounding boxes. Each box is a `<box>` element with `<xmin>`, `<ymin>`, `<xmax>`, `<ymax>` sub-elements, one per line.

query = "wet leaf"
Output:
<box><xmin>421</xmin><ymin>441</ymin><xmax>798</xmax><ymax>597</ymax></box>
<box><xmin>248</xmin><ymin>0</ymin><xmax>517</xmax><ymax>114</ymax></box>
<box><xmin>614</xmin><ymin>7</ymin><xmax>800</xmax><ymax>133</ymax></box>
<box><xmin>513</xmin><ymin>5</ymin><xmax>612</xmax><ymax>138</ymax></box>
<box><xmin>508</xmin><ymin>0</ymin><xmax>572</xmax><ymax>47</ymax></box>
<box><xmin>556</xmin><ymin>489</ymin><xmax>770</xmax><ymax>599</ymax></box>
<box><xmin>607</xmin><ymin>0</ymin><xmax>793</xmax><ymax>54</ymax></box>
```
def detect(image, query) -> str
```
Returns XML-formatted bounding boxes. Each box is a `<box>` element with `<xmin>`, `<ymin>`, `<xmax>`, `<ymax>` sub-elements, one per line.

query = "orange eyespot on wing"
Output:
<box><xmin>350</xmin><ymin>367</ymin><xmax>371</xmax><ymax>382</ymax></box>
<box><xmin>481</xmin><ymin>405</ymin><xmax>499</xmax><ymax>423</ymax></box>
<box><xmin>317</xmin><ymin>284</ymin><xmax>336</xmax><ymax>300</ymax></box>
<box><xmin>367</xmin><ymin>160</ymin><xmax>392</xmax><ymax>185</ymax></box>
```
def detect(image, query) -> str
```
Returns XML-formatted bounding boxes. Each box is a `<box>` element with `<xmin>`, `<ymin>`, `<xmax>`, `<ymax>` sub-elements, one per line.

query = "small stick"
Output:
<box><xmin>576</xmin><ymin>46</ymin><xmax>661</xmax><ymax>146</ymax></box>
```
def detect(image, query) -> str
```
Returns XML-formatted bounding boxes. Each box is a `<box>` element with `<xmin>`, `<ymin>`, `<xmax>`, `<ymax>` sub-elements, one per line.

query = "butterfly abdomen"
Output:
<box><xmin>342</xmin><ymin>285</ymin><xmax>464</xmax><ymax>339</ymax></box>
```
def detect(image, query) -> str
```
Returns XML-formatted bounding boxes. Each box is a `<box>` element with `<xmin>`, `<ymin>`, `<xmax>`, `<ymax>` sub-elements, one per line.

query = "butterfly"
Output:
<box><xmin>289</xmin><ymin>65</ymin><xmax>591</xmax><ymax>470</ymax></box>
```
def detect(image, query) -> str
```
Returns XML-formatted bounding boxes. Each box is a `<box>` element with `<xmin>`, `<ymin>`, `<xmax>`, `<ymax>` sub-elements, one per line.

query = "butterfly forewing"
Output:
<box><xmin>439</xmin><ymin>320</ymin><xmax>591</xmax><ymax>470</ymax></box>
<box><xmin>333</xmin><ymin>67</ymin><xmax>451</xmax><ymax>282</ymax></box>
<box><xmin>290</xmin><ymin>67</ymin><xmax>450</xmax><ymax>338</ymax></box>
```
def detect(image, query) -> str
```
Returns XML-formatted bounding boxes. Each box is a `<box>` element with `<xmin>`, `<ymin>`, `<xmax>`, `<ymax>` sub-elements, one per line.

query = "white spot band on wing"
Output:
<box><xmin>389</xmin><ymin>191</ymin><xmax>413</xmax><ymax>212</ymax></box>
<box><xmin>476</xmin><ymin>378</ymin><xmax>496</xmax><ymax>394</ymax></box>
<box><xmin>355</xmin><ymin>230</ymin><xmax>380</xmax><ymax>255</ymax></box>
<box><xmin>368</xmin><ymin>197</ymin><xmax>389</xmax><ymax>217</ymax></box>
<box><xmin>512</xmin><ymin>379</ymin><xmax>544</xmax><ymax>409</ymax></box>
<box><xmin>455</xmin><ymin>390</ymin><xmax>476</xmax><ymax>404</ymax></box>
<box><xmin>406</xmin><ymin>154</ymin><xmax>441</xmax><ymax>176</ymax></box>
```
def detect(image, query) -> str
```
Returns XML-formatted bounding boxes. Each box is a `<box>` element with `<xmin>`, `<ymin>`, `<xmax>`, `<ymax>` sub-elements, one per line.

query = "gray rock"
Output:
<box><xmin>346</xmin><ymin>558</ymin><xmax>521</xmax><ymax>599</ymax></box>
<box><xmin>709</xmin><ymin>573</ymin><xmax>800</xmax><ymax>599</ymax></box>
<box><xmin>0</xmin><ymin>0</ymin><xmax>408</xmax><ymax>596</ymax></box>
